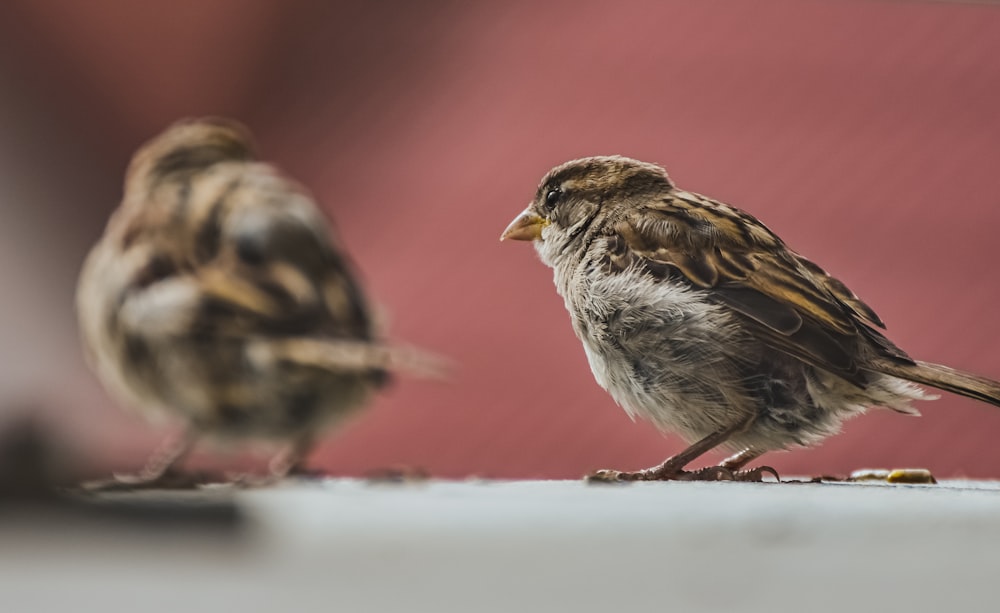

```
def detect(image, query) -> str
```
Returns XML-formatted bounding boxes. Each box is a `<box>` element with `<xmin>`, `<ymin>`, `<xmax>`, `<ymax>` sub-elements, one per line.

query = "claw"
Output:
<box><xmin>83</xmin><ymin>468</ymin><xmax>218</xmax><ymax>491</ymax></box>
<box><xmin>733</xmin><ymin>465</ymin><xmax>780</xmax><ymax>482</ymax></box>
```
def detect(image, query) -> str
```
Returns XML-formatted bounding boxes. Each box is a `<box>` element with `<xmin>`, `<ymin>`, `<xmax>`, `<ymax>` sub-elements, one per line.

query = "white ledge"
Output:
<box><xmin>3</xmin><ymin>478</ymin><xmax>999</xmax><ymax>613</ymax></box>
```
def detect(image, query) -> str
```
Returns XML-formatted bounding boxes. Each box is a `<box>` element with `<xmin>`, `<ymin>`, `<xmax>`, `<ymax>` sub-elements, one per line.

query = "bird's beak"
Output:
<box><xmin>500</xmin><ymin>209</ymin><xmax>548</xmax><ymax>242</ymax></box>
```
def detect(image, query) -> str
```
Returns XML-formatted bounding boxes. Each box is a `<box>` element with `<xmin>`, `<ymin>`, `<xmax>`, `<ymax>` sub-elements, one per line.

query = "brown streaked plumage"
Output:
<box><xmin>502</xmin><ymin>155</ymin><xmax>1000</xmax><ymax>482</ymax></box>
<box><xmin>78</xmin><ymin>117</ymin><xmax>429</xmax><ymax>486</ymax></box>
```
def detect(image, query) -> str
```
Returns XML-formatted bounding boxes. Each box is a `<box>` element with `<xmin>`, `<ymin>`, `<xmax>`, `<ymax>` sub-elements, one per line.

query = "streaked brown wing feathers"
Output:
<box><xmin>610</xmin><ymin>191</ymin><xmax>907</xmax><ymax>379</ymax></box>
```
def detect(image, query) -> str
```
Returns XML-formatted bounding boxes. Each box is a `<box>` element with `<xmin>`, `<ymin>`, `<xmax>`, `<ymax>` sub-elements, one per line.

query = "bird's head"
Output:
<box><xmin>124</xmin><ymin>117</ymin><xmax>256</xmax><ymax>197</ymax></box>
<box><xmin>501</xmin><ymin>156</ymin><xmax>673</xmax><ymax>265</ymax></box>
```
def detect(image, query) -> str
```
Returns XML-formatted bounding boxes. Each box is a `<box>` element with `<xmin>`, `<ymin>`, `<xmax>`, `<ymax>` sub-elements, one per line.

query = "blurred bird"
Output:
<box><xmin>78</xmin><ymin>118</ymin><xmax>431</xmax><ymax>486</ymax></box>
<box><xmin>502</xmin><ymin>156</ymin><xmax>1000</xmax><ymax>482</ymax></box>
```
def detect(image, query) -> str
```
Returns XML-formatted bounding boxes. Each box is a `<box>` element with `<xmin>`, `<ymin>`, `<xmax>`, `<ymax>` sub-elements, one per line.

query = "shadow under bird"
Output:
<box><xmin>502</xmin><ymin>156</ymin><xmax>1000</xmax><ymax>481</ymax></box>
<box><xmin>77</xmin><ymin>118</ymin><xmax>429</xmax><ymax>486</ymax></box>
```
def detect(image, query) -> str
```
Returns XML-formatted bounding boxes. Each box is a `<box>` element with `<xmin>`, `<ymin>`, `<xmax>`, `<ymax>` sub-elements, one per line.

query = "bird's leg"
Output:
<box><xmin>84</xmin><ymin>430</ymin><xmax>202</xmax><ymax>490</ymax></box>
<box><xmin>135</xmin><ymin>431</ymin><xmax>196</xmax><ymax>481</ymax></box>
<box><xmin>226</xmin><ymin>435</ymin><xmax>323</xmax><ymax>488</ymax></box>
<box><xmin>587</xmin><ymin>421</ymin><xmax>744</xmax><ymax>483</ymax></box>
<box><xmin>720</xmin><ymin>448</ymin><xmax>780</xmax><ymax>482</ymax></box>
<box><xmin>268</xmin><ymin>434</ymin><xmax>323</xmax><ymax>480</ymax></box>
<box><xmin>719</xmin><ymin>448</ymin><xmax>760</xmax><ymax>470</ymax></box>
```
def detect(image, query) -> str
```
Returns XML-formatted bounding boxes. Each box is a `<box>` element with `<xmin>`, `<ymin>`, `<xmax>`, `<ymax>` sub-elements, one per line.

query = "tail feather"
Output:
<box><xmin>253</xmin><ymin>338</ymin><xmax>450</xmax><ymax>380</ymax></box>
<box><xmin>876</xmin><ymin>359</ymin><xmax>1000</xmax><ymax>408</ymax></box>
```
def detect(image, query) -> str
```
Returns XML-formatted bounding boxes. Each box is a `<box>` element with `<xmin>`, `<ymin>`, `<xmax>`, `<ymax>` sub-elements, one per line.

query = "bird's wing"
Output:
<box><xmin>211</xmin><ymin>175</ymin><xmax>373</xmax><ymax>340</ymax></box>
<box><xmin>603</xmin><ymin>190</ymin><xmax>912</xmax><ymax>384</ymax></box>
<box><xmin>114</xmin><ymin>163</ymin><xmax>376</xmax><ymax>348</ymax></box>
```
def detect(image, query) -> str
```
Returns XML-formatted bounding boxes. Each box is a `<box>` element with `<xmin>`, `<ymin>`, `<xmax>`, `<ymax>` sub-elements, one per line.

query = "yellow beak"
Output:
<box><xmin>500</xmin><ymin>209</ymin><xmax>548</xmax><ymax>241</ymax></box>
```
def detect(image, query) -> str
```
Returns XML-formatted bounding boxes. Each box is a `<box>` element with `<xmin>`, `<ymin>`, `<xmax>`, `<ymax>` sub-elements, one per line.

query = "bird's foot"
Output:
<box><xmin>81</xmin><ymin>468</ymin><xmax>221</xmax><ymax>492</ymax></box>
<box><xmin>587</xmin><ymin>464</ymin><xmax>779</xmax><ymax>483</ymax></box>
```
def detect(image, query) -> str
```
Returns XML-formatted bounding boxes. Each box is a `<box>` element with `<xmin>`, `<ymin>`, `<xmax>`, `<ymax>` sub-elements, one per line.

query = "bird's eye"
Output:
<box><xmin>544</xmin><ymin>187</ymin><xmax>562</xmax><ymax>209</ymax></box>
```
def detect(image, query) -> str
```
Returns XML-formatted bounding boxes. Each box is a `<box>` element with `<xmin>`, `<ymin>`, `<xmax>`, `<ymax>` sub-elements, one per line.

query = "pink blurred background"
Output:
<box><xmin>2</xmin><ymin>0</ymin><xmax>1000</xmax><ymax>479</ymax></box>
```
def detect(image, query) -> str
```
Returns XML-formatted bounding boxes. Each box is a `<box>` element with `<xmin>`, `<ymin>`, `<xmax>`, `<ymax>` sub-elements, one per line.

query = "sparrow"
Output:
<box><xmin>77</xmin><ymin>117</ymin><xmax>425</xmax><ymax>486</ymax></box>
<box><xmin>501</xmin><ymin>156</ymin><xmax>1000</xmax><ymax>482</ymax></box>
